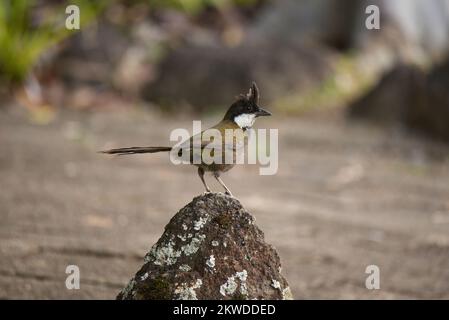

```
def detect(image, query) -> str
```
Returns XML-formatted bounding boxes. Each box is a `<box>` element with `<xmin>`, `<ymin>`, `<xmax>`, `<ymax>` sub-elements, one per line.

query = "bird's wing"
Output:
<box><xmin>173</xmin><ymin>125</ymin><xmax>247</xmax><ymax>163</ymax></box>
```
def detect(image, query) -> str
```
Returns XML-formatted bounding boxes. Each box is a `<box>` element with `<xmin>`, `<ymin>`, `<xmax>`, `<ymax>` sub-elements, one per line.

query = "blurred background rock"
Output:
<box><xmin>1</xmin><ymin>0</ymin><xmax>449</xmax><ymax>299</ymax></box>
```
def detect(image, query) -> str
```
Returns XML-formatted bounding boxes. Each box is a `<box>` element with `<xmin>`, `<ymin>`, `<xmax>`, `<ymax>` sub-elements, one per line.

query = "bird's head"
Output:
<box><xmin>223</xmin><ymin>82</ymin><xmax>271</xmax><ymax>129</ymax></box>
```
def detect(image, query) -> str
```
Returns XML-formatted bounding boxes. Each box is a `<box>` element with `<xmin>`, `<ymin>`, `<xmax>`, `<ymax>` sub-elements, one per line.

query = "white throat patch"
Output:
<box><xmin>234</xmin><ymin>113</ymin><xmax>256</xmax><ymax>129</ymax></box>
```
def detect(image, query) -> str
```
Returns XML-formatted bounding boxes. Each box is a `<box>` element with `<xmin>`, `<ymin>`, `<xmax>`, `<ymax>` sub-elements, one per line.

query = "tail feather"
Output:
<box><xmin>101</xmin><ymin>146</ymin><xmax>172</xmax><ymax>155</ymax></box>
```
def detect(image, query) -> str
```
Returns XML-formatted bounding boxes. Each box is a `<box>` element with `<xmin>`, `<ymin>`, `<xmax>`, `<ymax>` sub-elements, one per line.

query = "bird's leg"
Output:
<box><xmin>198</xmin><ymin>167</ymin><xmax>211</xmax><ymax>193</ymax></box>
<box><xmin>213</xmin><ymin>172</ymin><xmax>233</xmax><ymax>196</ymax></box>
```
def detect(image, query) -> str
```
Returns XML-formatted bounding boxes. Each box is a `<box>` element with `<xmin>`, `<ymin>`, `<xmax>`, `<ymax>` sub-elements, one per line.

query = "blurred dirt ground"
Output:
<box><xmin>1</xmin><ymin>108</ymin><xmax>449</xmax><ymax>299</ymax></box>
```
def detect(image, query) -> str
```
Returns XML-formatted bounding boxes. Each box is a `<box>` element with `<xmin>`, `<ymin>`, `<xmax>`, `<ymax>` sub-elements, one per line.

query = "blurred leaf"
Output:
<box><xmin>0</xmin><ymin>0</ymin><xmax>108</xmax><ymax>85</ymax></box>
<box><xmin>147</xmin><ymin>0</ymin><xmax>258</xmax><ymax>14</ymax></box>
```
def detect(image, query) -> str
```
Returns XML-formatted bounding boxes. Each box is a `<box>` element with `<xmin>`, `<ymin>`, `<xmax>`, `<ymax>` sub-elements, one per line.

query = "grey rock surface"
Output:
<box><xmin>348</xmin><ymin>64</ymin><xmax>426</xmax><ymax>124</ymax></box>
<box><xmin>117</xmin><ymin>193</ymin><xmax>292</xmax><ymax>300</ymax></box>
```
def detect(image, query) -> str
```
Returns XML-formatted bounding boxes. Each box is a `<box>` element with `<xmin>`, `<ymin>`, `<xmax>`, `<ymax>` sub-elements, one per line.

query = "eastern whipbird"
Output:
<box><xmin>101</xmin><ymin>82</ymin><xmax>271</xmax><ymax>196</ymax></box>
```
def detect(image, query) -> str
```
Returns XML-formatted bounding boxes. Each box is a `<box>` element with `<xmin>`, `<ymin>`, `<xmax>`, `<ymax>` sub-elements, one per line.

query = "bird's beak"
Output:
<box><xmin>256</xmin><ymin>107</ymin><xmax>272</xmax><ymax>117</ymax></box>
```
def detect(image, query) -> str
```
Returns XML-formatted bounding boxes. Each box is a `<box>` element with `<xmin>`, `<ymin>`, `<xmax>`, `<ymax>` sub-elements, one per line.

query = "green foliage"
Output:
<box><xmin>148</xmin><ymin>0</ymin><xmax>257</xmax><ymax>15</ymax></box>
<box><xmin>0</xmin><ymin>0</ymin><xmax>106</xmax><ymax>84</ymax></box>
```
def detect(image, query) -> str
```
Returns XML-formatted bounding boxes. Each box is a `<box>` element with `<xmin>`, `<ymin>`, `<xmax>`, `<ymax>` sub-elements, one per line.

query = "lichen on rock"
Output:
<box><xmin>220</xmin><ymin>270</ymin><xmax>248</xmax><ymax>297</ymax></box>
<box><xmin>174</xmin><ymin>279</ymin><xmax>203</xmax><ymax>300</ymax></box>
<box><xmin>117</xmin><ymin>193</ymin><xmax>292</xmax><ymax>300</ymax></box>
<box><xmin>206</xmin><ymin>255</ymin><xmax>216</xmax><ymax>270</ymax></box>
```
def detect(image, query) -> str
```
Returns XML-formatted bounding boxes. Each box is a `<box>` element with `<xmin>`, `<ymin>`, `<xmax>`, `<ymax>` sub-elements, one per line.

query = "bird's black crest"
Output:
<box><xmin>224</xmin><ymin>81</ymin><xmax>261</xmax><ymax>120</ymax></box>
<box><xmin>247</xmin><ymin>81</ymin><xmax>259</xmax><ymax>104</ymax></box>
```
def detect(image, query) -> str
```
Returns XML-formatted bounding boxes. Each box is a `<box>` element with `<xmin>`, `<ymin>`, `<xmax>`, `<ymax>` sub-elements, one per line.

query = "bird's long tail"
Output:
<box><xmin>100</xmin><ymin>146</ymin><xmax>172</xmax><ymax>155</ymax></box>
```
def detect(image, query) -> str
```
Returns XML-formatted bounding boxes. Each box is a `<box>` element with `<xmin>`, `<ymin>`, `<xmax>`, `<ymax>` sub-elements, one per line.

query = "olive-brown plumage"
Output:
<box><xmin>101</xmin><ymin>82</ymin><xmax>271</xmax><ymax>196</ymax></box>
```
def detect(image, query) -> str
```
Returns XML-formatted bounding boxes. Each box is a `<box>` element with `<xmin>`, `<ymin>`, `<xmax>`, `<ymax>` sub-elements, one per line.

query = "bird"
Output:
<box><xmin>101</xmin><ymin>82</ymin><xmax>271</xmax><ymax>196</ymax></box>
